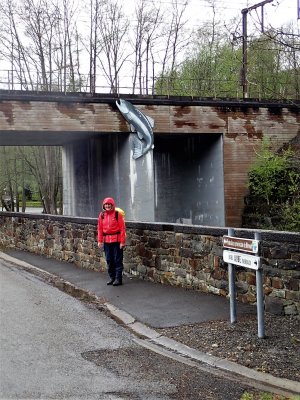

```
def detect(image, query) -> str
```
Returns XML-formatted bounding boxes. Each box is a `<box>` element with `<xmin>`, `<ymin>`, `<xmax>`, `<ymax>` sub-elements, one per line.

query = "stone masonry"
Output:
<box><xmin>0</xmin><ymin>212</ymin><xmax>299</xmax><ymax>316</ymax></box>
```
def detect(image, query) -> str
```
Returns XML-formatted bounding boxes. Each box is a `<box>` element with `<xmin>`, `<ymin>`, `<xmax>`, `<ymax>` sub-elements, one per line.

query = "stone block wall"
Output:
<box><xmin>0</xmin><ymin>212</ymin><xmax>299</xmax><ymax>316</ymax></box>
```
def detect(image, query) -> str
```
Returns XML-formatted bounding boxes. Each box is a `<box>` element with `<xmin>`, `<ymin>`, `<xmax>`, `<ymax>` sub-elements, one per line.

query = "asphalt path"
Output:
<box><xmin>4</xmin><ymin>249</ymin><xmax>256</xmax><ymax>329</ymax></box>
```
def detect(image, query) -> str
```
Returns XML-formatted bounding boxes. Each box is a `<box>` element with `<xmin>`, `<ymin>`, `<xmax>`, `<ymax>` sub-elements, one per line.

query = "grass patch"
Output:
<box><xmin>241</xmin><ymin>393</ymin><xmax>300</xmax><ymax>400</ymax></box>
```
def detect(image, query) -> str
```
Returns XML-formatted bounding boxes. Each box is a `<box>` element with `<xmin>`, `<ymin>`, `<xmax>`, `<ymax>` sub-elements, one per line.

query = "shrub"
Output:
<box><xmin>245</xmin><ymin>139</ymin><xmax>300</xmax><ymax>232</ymax></box>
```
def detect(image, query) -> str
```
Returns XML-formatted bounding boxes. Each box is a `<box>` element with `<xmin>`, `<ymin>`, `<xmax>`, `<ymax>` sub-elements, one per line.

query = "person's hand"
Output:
<box><xmin>98</xmin><ymin>243</ymin><xmax>104</xmax><ymax>250</ymax></box>
<box><xmin>120</xmin><ymin>243</ymin><xmax>125</xmax><ymax>249</ymax></box>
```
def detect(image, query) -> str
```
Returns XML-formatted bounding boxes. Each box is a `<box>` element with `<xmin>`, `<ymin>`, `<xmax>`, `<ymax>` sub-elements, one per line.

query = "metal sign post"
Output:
<box><xmin>223</xmin><ymin>229</ymin><xmax>265</xmax><ymax>339</ymax></box>
<box><xmin>255</xmin><ymin>232</ymin><xmax>265</xmax><ymax>338</ymax></box>
<box><xmin>227</xmin><ymin>228</ymin><xmax>237</xmax><ymax>324</ymax></box>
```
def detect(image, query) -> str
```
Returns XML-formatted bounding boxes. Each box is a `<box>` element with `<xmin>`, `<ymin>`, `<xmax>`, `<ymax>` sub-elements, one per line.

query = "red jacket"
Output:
<box><xmin>97</xmin><ymin>197</ymin><xmax>126</xmax><ymax>245</ymax></box>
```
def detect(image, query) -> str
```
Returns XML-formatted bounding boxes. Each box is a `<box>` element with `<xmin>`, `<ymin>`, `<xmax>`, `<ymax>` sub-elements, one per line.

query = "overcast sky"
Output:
<box><xmin>123</xmin><ymin>0</ymin><xmax>299</xmax><ymax>37</ymax></box>
<box><xmin>186</xmin><ymin>0</ymin><xmax>298</xmax><ymax>30</ymax></box>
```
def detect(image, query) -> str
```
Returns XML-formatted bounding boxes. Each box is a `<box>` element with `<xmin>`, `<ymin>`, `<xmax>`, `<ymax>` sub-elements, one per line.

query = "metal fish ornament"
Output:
<box><xmin>116</xmin><ymin>99</ymin><xmax>154</xmax><ymax>159</ymax></box>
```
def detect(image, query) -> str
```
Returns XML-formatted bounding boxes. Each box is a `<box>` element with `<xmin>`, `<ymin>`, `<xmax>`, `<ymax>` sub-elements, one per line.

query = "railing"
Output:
<box><xmin>0</xmin><ymin>69</ymin><xmax>299</xmax><ymax>101</ymax></box>
<box><xmin>0</xmin><ymin>69</ymin><xmax>246</xmax><ymax>98</ymax></box>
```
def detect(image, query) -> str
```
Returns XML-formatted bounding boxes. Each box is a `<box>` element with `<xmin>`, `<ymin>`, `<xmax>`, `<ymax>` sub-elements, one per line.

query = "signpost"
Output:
<box><xmin>223</xmin><ymin>229</ymin><xmax>265</xmax><ymax>338</ymax></box>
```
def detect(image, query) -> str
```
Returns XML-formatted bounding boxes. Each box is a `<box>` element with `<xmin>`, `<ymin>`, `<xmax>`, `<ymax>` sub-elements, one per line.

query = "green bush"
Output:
<box><xmin>245</xmin><ymin>139</ymin><xmax>300</xmax><ymax>232</ymax></box>
<box><xmin>278</xmin><ymin>199</ymin><xmax>300</xmax><ymax>231</ymax></box>
<box><xmin>24</xmin><ymin>201</ymin><xmax>42</xmax><ymax>208</ymax></box>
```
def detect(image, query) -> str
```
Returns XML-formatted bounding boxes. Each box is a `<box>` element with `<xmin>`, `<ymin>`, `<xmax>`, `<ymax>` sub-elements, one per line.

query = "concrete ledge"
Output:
<box><xmin>104</xmin><ymin>303</ymin><xmax>136</xmax><ymax>325</ymax></box>
<box><xmin>128</xmin><ymin>321</ymin><xmax>162</xmax><ymax>339</ymax></box>
<box><xmin>1</xmin><ymin>212</ymin><xmax>299</xmax><ymax>242</ymax></box>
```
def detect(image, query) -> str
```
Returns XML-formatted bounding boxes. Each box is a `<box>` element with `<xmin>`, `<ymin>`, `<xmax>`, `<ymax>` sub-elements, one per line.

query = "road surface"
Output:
<box><xmin>0</xmin><ymin>260</ymin><xmax>261</xmax><ymax>399</ymax></box>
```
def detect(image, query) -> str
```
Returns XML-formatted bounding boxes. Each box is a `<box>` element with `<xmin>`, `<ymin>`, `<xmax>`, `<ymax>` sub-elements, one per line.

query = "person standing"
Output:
<box><xmin>97</xmin><ymin>197</ymin><xmax>126</xmax><ymax>286</ymax></box>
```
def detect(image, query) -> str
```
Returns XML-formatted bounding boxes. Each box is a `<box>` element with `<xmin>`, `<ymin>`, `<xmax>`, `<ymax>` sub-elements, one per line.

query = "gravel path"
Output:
<box><xmin>157</xmin><ymin>313</ymin><xmax>300</xmax><ymax>383</ymax></box>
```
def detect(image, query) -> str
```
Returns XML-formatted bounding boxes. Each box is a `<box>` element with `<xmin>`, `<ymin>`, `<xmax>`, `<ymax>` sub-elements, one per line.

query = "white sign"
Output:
<box><xmin>223</xmin><ymin>250</ymin><xmax>261</xmax><ymax>270</ymax></box>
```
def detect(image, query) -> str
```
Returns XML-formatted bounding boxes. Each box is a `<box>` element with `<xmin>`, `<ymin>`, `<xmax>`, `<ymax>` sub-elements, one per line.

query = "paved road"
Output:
<box><xmin>23</xmin><ymin>207</ymin><xmax>44</xmax><ymax>213</ymax></box>
<box><xmin>0</xmin><ymin>260</ymin><xmax>262</xmax><ymax>400</ymax></box>
<box><xmin>0</xmin><ymin>261</ymin><xmax>136</xmax><ymax>399</ymax></box>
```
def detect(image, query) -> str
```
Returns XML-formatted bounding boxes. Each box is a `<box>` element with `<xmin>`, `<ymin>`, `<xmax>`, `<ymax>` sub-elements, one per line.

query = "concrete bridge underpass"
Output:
<box><xmin>0</xmin><ymin>91</ymin><xmax>299</xmax><ymax>227</ymax></box>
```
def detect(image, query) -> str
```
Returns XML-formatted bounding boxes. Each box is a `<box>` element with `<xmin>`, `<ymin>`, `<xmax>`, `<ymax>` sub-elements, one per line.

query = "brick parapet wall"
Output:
<box><xmin>0</xmin><ymin>212</ymin><xmax>299</xmax><ymax>316</ymax></box>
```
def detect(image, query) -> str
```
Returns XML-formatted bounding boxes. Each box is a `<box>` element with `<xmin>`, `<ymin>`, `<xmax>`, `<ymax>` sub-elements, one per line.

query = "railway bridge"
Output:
<box><xmin>0</xmin><ymin>91</ymin><xmax>299</xmax><ymax>227</ymax></box>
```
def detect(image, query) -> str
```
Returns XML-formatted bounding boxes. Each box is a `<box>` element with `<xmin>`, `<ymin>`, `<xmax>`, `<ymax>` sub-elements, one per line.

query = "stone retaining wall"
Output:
<box><xmin>0</xmin><ymin>212</ymin><xmax>299</xmax><ymax>316</ymax></box>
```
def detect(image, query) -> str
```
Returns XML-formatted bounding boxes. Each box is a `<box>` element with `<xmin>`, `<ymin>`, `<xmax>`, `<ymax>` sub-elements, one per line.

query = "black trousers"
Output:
<box><xmin>104</xmin><ymin>242</ymin><xmax>124</xmax><ymax>282</ymax></box>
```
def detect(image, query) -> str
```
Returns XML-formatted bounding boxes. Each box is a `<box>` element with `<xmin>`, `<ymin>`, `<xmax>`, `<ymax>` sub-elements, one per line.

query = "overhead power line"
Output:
<box><xmin>241</xmin><ymin>0</ymin><xmax>274</xmax><ymax>99</ymax></box>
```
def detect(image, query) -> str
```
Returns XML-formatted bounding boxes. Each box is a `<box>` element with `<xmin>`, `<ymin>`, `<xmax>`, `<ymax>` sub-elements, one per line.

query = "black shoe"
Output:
<box><xmin>113</xmin><ymin>280</ymin><xmax>122</xmax><ymax>286</ymax></box>
<box><xmin>107</xmin><ymin>279</ymin><xmax>115</xmax><ymax>285</ymax></box>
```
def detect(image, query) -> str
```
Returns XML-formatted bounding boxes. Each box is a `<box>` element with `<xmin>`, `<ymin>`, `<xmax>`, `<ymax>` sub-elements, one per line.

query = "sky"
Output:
<box><xmin>123</xmin><ymin>0</ymin><xmax>299</xmax><ymax>42</ymax></box>
<box><xmin>187</xmin><ymin>0</ymin><xmax>298</xmax><ymax>30</ymax></box>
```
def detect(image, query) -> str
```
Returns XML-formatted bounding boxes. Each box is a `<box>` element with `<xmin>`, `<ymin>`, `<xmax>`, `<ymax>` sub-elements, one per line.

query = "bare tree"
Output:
<box><xmin>132</xmin><ymin>0</ymin><xmax>190</xmax><ymax>95</ymax></box>
<box><xmin>95</xmin><ymin>0</ymin><xmax>130</xmax><ymax>93</ymax></box>
<box><xmin>0</xmin><ymin>0</ymin><xmax>35</xmax><ymax>89</ymax></box>
<box><xmin>130</xmin><ymin>0</ymin><xmax>164</xmax><ymax>94</ymax></box>
<box><xmin>263</xmin><ymin>23</ymin><xmax>300</xmax><ymax>98</ymax></box>
<box><xmin>19</xmin><ymin>147</ymin><xmax>62</xmax><ymax>214</ymax></box>
<box><xmin>21</xmin><ymin>0</ymin><xmax>59</xmax><ymax>90</ymax></box>
<box><xmin>0</xmin><ymin>147</ymin><xmax>32</xmax><ymax>212</ymax></box>
<box><xmin>163</xmin><ymin>0</ymin><xmax>190</xmax><ymax>75</ymax></box>
<box><xmin>130</xmin><ymin>0</ymin><xmax>190</xmax><ymax>95</ymax></box>
<box><xmin>87</xmin><ymin>0</ymin><xmax>101</xmax><ymax>93</ymax></box>
<box><xmin>61</xmin><ymin>0</ymin><xmax>81</xmax><ymax>92</ymax></box>
<box><xmin>0</xmin><ymin>0</ymin><xmax>83</xmax><ymax>92</ymax></box>
<box><xmin>0</xmin><ymin>146</ymin><xmax>62</xmax><ymax>214</ymax></box>
<box><xmin>0</xmin><ymin>147</ymin><xmax>16</xmax><ymax>211</ymax></box>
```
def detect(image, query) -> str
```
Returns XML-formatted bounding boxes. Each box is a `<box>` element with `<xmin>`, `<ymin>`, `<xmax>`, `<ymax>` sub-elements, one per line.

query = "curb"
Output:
<box><xmin>102</xmin><ymin>299</ymin><xmax>300</xmax><ymax>396</ymax></box>
<box><xmin>1</xmin><ymin>251</ymin><xmax>300</xmax><ymax>397</ymax></box>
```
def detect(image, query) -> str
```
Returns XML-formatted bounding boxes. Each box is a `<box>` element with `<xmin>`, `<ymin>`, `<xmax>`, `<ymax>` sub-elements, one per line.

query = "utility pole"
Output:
<box><xmin>241</xmin><ymin>0</ymin><xmax>274</xmax><ymax>99</ymax></box>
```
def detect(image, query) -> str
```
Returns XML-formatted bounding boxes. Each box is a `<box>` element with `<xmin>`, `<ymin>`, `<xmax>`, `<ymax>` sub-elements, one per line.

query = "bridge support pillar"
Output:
<box><xmin>62</xmin><ymin>135</ymin><xmax>155</xmax><ymax>221</ymax></box>
<box><xmin>123</xmin><ymin>134</ymin><xmax>155</xmax><ymax>222</ymax></box>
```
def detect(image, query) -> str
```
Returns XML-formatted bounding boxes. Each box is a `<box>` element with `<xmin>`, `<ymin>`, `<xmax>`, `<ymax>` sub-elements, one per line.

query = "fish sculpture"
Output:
<box><xmin>116</xmin><ymin>99</ymin><xmax>154</xmax><ymax>159</ymax></box>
